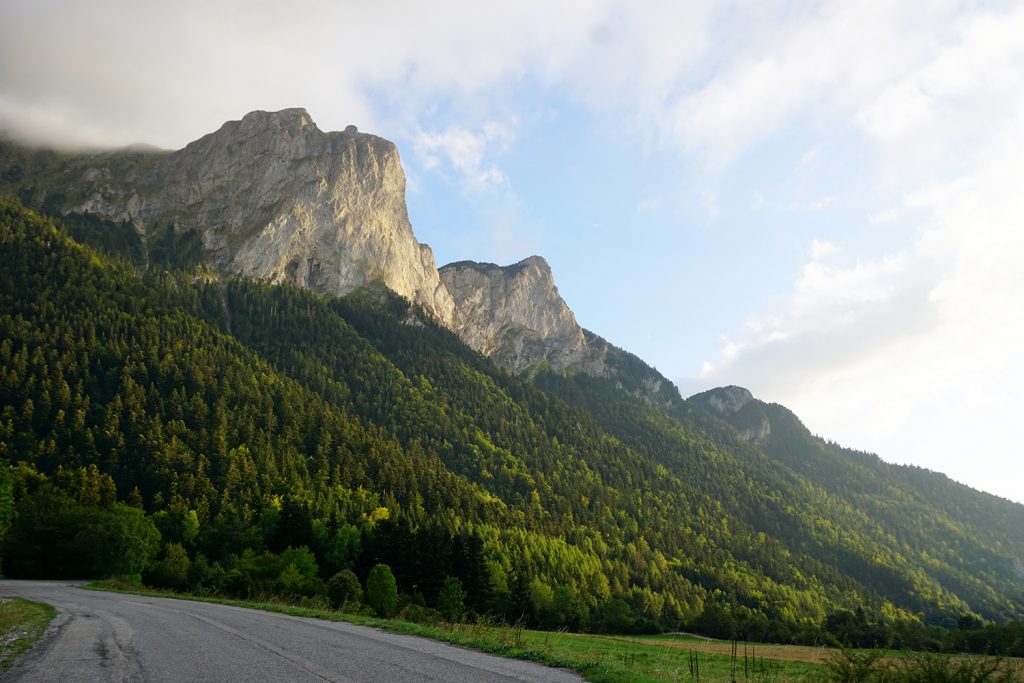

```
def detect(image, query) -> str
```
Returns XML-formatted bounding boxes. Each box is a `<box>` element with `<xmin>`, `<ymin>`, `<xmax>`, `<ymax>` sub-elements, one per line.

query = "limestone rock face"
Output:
<box><xmin>22</xmin><ymin>108</ymin><xmax>677</xmax><ymax>401</ymax></box>
<box><xmin>738</xmin><ymin>414</ymin><xmax>772</xmax><ymax>444</ymax></box>
<box><xmin>701</xmin><ymin>385</ymin><xmax>755</xmax><ymax>415</ymax></box>
<box><xmin>689</xmin><ymin>386</ymin><xmax>771</xmax><ymax>445</ymax></box>
<box><xmin>68</xmin><ymin>109</ymin><xmax>455</xmax><ymax>325</ymax></box>
<box><xmin>439</xmin><ymin>256</ymin><xmax>590</xmax><ymax>373</ymax></box>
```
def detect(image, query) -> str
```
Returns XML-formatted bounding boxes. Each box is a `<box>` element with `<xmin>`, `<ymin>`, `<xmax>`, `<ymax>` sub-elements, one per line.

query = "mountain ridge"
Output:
<box><xmin>2</xmin><ymin>108</ymin><xmax>457</xmax><ymax>325</ymax></box>
<box><xmin>439</xmin><ymin>255</ymin><xmax>591</xmax><ymax>374</ymax></box>
<box><xmin>0</xmin><ymin>109</ymin><xmax>674</xmax><ymax>394</ymax></box>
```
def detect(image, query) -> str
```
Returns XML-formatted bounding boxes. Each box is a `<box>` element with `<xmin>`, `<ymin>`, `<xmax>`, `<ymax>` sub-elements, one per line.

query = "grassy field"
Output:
<box><xmin>83</xmin><ymin>582</ymin><xmax>1023</xmax><ymax>682</ymax></box>
<box><xmin>505</xmin><ymin>630</ymin><xmax>823</xmax><ymax>682</ymax></box>
<box><xmin>635</xmin><ymin>633</ymin><xmax>875</xmax><ymax>667</ymax></box>
<box><xmin>629</xmin><ymin>634</ymin><xmax>1024</xmax><ymax>682</ymax></box>
<box><xmin>0</xmin><ymin>596</ymin><xmax>55</xmax><ymax>671</ymax></box>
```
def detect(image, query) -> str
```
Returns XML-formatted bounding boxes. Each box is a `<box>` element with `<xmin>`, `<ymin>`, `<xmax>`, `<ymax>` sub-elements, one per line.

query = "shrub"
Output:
<box><xmin>366</xmin><ymin>563</ymin><xmax>398</xmax><ymax>617</ymax></box>
<box><xmin>401</xmin><ymin>604</ymin><xmax>443</xmax><ymax>626</ymax></box>
<box><xmin>327</xmin><ymin>569</ymin><xmax>362</xmax><ymax>609</ymax></box>
<box><xmin>823</xmin><ymin>650</ymin><xmax>885</xmax><ymax>683</ymax></box>
<box><xmin>145</xmin><ymin>542</ymin><xmax>191</xmax><ymax>590</ymax></box>
<box><xmin>824</xmin><ymin>650</ymin><xmax>1016</xmax><ymax>683</ymax></box>
<box><xmin>437</xmin><ymin>576</ymin><xmax>466</xmax><ymax>622</ymax></box>
<box><xmin>887</xmin><ymin>653</ymin><xmax>1013</xmax><ymax>683</ymax></box>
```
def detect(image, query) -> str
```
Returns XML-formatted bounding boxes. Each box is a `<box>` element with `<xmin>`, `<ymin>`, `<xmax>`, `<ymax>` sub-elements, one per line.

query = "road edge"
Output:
<box><xmin>0</xmin><ymin>596</ymin><xmax>61</xmax><ymax>680</ymax></box>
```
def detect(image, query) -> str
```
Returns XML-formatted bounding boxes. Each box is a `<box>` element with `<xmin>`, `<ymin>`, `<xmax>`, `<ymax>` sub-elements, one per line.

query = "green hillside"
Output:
<box><xmin>0</xmin><ymin>197</ymin><xmax>1021</xmax><ymax>652</ymax></box>
<box><xmin>688</xmin><ymin>389</ymin><xmax>1024</xmax><ymax>619</ymax></box>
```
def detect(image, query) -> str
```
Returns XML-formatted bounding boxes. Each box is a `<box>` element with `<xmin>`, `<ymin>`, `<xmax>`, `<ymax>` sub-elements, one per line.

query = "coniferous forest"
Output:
<box><xmin>1</xmin><ymin>196</ymin><xmax>1022</xmax><ymax>656</ymax></box>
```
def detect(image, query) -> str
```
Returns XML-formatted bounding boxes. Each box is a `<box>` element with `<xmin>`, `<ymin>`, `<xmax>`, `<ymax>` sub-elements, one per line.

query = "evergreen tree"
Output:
<box><xmin>367</xmin><ymin>563</ymin><xmax>398</xmax><ymax>617</ymax></box>
<box><xmin>327</xmin><ymin>569</ymin><xmax>362</xmax><ymax>609</ymax></box>
<box><xmin>437</xmin><ymin>576</ymin><xmax>466</xmax><ymax>622</ymax></box>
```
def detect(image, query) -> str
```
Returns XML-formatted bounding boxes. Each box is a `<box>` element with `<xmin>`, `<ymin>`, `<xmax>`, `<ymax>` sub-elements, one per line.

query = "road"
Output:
<box><xmin>0</xmin><ymin>581</ymin><xmax>583</xmax><ymax>682</ymax></box>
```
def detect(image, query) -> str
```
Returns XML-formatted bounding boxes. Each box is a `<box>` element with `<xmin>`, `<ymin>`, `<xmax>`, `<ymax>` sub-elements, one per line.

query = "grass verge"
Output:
<box><xmin>83</xmin><ymin>580</ymin><xmax>823</xmax><ymax>682</ymax></box>
<box><xmin>0</xmin><ymin>596</ymin><xmax>56</xmax><ymax>671</ymax></box>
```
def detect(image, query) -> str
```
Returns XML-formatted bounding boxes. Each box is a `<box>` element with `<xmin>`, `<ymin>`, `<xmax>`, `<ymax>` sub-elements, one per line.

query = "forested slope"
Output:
<box><xmin>688</xmin><ymin>390</ymin><xmax>1024</xmax><ymax>619</ymax></box>
<box><xmin>0</xmin><ymin>197</ymin><xmax>1021</xmax><ymax>649</ymax></box>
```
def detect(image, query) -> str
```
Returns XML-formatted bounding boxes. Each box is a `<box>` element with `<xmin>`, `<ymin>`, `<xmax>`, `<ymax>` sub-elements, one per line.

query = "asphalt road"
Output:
<box><xmin>0</xmin><ymin>581</ymin><xmax>583</xmax><ymax>682</ymax></box>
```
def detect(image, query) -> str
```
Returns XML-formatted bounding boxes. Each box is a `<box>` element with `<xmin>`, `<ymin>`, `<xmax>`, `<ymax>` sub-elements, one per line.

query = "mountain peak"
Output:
<box><xmin>439</xmin><ymin>256</ymin><xmax>587</xmax><ymax>373</ymax></box>
<box><xmin>517</xmin><ymin>254</ymin><xmax>550</xmax><ymax>269</ymax></box>
<box><xmin>45</xmin><ymin>109</ymin><xmax>456</xmax><ymax>325</ymax></box>
<box><xmin>694</xmin><ymin>385</ymin><xmax>755</xmax><ymax>415</ymax></box>
<box><xmin>240</xmin><ymin>107</ymin><xmax>315</xmax><ymax>127</ymax></box>
<box><xmin>189</xmin><ymin>109</ymin><xmax>321</xmax><ymax>151</ymax></box>
<box><xmin>443</xmin><ymin>255</ymin><xmax>550</xmax><ymax>275</ymax></box>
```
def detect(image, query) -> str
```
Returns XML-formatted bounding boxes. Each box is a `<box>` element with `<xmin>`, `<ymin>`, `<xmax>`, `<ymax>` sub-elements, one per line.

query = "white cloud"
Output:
<box><xmin>696</xmin><ymin>129</ymin><xmax>1024</xmax><ymax>501</ymax></box>
<box><xmin>857</xmin><ymin>81</ymin><xmax>935</xmax><ymax>143</ymax></box>
<box><xmin>0</xmin><ymin>0</ymin><xmax>597</xmax><ymax>148</ymax></box>
<box><xmin>867</xmin><ymin>208</ymin><xmax>903</xmax><ymax>225</ymax></box>
<box><xmin>413</xmin><ymin>120</ymin><xmax>516</xmax><ymax>192</ymax></box>
<box><xmin>0</xmin><ymin>1</ymin><xmax>724</xmax><ymax>151</ymax></box>
<box><xmin>2</xmin><ymin>1</ymin><xmax>1012</xmax><ymax>166</ymax></box>
<box><xmin>798</xmin><ymin>144</ymin><xmax>826</xmax><ymax>171</ymax></box>
<box><xmin>809</xmin><ymin>239</ymin><xmax>839</xmax><ymax>261</ymax></box>
<box><xmin>661</xmin><ymin>2</ymin><xmax>949</xmax><ymax>168</ymax></box>
<box><xmin>793</xmin><ymin>196</ymin><xmax>839</xmax><ymax>211</ymax></box>
<box><xmin>676</xmin><ymin>1</ymin><xmax>1024</xmax><ymax>502</ymax></box>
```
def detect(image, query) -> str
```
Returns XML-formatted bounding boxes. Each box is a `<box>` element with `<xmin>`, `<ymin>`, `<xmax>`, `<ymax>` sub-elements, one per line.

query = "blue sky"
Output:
<box><xmin>394</xmin><ymin>89</ymin><xmax>900</xmax><ymax>384</ymax></box>
<box><xmin>2</xmin><ymin>0</ymin><xmax>1022</xmax><ymax>503</ymax></box>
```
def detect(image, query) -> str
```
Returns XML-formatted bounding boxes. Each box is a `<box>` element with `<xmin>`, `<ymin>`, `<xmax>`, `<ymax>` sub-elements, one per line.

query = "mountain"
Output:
<box><xmin>2</xmin><ymin>108</ymin><xmax>1024</xmax><ymax>648</ymax></box>
<box><xmin>0</xmin><ymin>110</ymin><xmax>680</xmax><ymax>398</ymax></box>
<box><xmin>438</xmin><ymin>256</ymin><xmax>683</xmax><ymax>413</ymax></box>
<box><xmin>690</xmin><ymin>386</ymin><xmax>1024</xmax><ymax>615</ymax></box>
<box><xmin>0</xmin><ymin>108</ymin><xmax>454</xmax><ymax>324</ymax></box>
<box><xmin>691</xmin><ymin>386</ymin><xmax>771</xmax><ymax>444</ymax></box>
<box><xmin>690</xmin><ymin>385</ymin><xmax>1024</xmax><ymax>538</ymax></box>
<box><xmin>439</xmin><ymin>256</ymin><xmax>591</xmax><ymax>374</ymax></box>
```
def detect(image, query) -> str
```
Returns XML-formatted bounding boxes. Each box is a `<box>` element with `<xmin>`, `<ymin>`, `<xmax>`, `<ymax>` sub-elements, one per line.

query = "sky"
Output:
<box><xmin>2</xmin><ymin>0</ymin><xmax>1022</xmax><ymax>503</ymax></box>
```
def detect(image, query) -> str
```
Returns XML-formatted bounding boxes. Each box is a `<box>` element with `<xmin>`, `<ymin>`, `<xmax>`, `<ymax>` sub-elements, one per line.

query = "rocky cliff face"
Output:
<box><xmin>7</xmin><ymin>108</ymin><xmax>676</xmax><ymax>393</ymax></box>
<box><xmin>9</xmin><ymin>108</ymin><xmax>599</xmax><ymax>373</ymax></box>
<box><xmin>700</xmin><ymin>385</ymin><xmax>755</xmax><ymax>415</ymax></box>
<box><xmin>64</xmin><ymin>108</ymin><xmax>455</xmax><ymax>324</ymax></box>
<box><xmin>690</xmin><ymin>386</ymin><xmax>772</xmax><ymax>445</ymax></box>
<box><xmin>437</xmin><ymin>256</ymin><xmax>687</xmax><ymax>406</ymax></box>
<box><xmin>439</xmin><ymin>256</ymin><xmax>591</xmax><ymax>373</ymax></box>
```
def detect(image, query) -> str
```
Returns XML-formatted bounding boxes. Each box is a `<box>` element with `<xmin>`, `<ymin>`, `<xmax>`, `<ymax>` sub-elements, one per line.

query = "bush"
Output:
<box><xmin>823</xmin><ymin>650</ymin><xmax>885</xmax><ymax>683</ymax></box>
<box><xmin>145</xmin><ymin>542</ymin><xmax>191</xmax><ymax>590</ymax></box>
<box><xmin>401</xmin><ymin>604</ymin><xmax>443</xmax><ymax>626</ymax></box>
<box><xmin>5</xmin><ymin>501</ymin><xmax>160</xmax><ymax>579</ymax></box>
<box><xmin>824</xmin><ymin>650</ymin><xmax>1015</xmax><ymax>683</ymax></box>
<box><xmin>887</xmin><ymin>653</ymin><xmax>1013</xmax><ymax>683</ymax></box>
<box><xmin>223</xmin><ymin>568</ymin><xmax>253</xmax><ymax>598</ymax></box>
<box><xmin>366</xmin><ymin>563</ymin><xmax>398</xmax><ymax>617</ymax></box>
<box><xmin>437</xmin><ymin>576</ymin><xmax>466</xmax><ymax>622</ymax></box>
<box><xmin>188</xmin><ymin>557</ymin><xmax>228</xmax><ymax>596</ymax></box>
<box><xmin>327</xmin><ymin>569</ymin><xmax>362</xmax><ymax>609</ymax></box>
<box><xmin>598</xmin><ymin>598</ymin><xmax>635</xmax><ymax>633</ymax></box>
<box><xmin>272</xmin><ymin>547</ymin><xmax>324</xmax><ymax>597</ymax></box>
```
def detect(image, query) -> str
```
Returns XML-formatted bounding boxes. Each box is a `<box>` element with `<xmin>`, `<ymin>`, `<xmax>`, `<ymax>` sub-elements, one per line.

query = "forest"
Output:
<box><xmin>0</xmin><ymin>197</ymin><xmax>1022</xmax><ymax>657</ymax></box>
